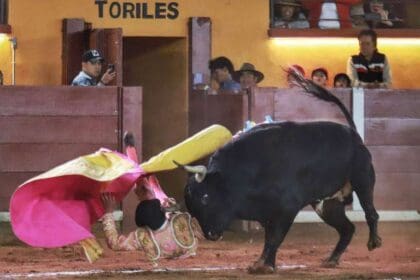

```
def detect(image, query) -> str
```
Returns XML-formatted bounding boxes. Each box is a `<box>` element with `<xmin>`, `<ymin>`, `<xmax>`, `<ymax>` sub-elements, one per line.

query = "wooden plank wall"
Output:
<box><xmin>120</xmin><ymin>87</ymin><xmax>143</xmax><ymax>232</ymax></box>
<box><xmin>364</xmin><ymin>90</ymin><xmax>420</xmax><ymax>210</ymax></box>
<box><xmin>189</xmin><ymin>91</ymin><xmax>248</xmax><ymax>136</ymax></box>
<box><xmin>249</xmin><ymin>88</ymin><xmax>351</xmax><ymax>213</ymax></box>
<box><xmin>250</xmin><ymin>87</ymin><xmax>352</xmax><ymax>125</ymax></box>
<box><xmin>0</xmin><ymin>86</ymin><xmax>143</xmax><ymax>215</ymax></box>
<box><xmin>249</xmin><ymin>87</ymin><xmax>420</xmax><ymax>211</ymax></box>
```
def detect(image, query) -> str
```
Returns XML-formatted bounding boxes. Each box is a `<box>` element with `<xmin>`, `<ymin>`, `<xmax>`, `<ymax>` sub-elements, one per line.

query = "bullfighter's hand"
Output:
<box><xmin>101</xmin><ymin>192</ymin><xmax>117</xmax><ymax>213</ymax></box>
<box><xmin>134</xmin><ymin>183</ymin><xmax>149</xmax><ymax>201</ymax></box>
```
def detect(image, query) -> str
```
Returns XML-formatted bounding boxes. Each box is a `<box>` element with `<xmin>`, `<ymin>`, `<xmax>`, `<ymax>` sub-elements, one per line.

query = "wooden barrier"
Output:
<box><xmin>188</xmin><ymin>88</ymin><xmax>420</xmax><ymax>212</ymax></box>
<box><xmin>364</xmin><ymin>90</ymin><xmax>420</xmax><ymax>210</ymax></box>
<box><xmin>0</xmin><ymin>86</ymin><xmax>142</xmax><ymax>231</ymax></box>
<box><xmin>1</xmin><ymin>86</ymin><xmax>418</xmax><ymax>229</ymax></box>
<box><xmin>249</xmin><ymin>87</ymin><xmax>352</xmax><ymax>125</ymax></box>
<box><xmin>250</xmin><ymin>88</ymin><xmax>420</xmax><ymax>211</ymax></box>
<box><xmin>189</xmin><ymin>91</ymin><xmax>248</xmax><ymax>135</ymax></box>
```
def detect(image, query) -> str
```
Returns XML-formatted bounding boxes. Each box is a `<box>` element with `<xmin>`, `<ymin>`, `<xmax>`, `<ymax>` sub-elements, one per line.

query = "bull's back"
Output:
<box><xmin>214</xmin><ymin>122</ymin><xmax>360</xmax><ymax>205</ymax></box>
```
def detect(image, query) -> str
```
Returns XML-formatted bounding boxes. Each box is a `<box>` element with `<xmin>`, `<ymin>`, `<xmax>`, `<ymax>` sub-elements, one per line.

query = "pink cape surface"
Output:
<box><xmin>10</xmin><ymin>150</ymin><xmax>145</xmax><ymax>248</ymax></box>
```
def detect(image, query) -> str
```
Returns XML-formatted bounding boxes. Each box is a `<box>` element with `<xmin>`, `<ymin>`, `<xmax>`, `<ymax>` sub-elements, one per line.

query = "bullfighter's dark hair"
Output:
<box><xmin>358</xmin><ymin>29</ymin><xmax>378</xmax><ymax>47</ymax></box>
<box><xmin>208</xmin><ymin>56</ymin><xmax>235</xmax><ymax>75</ymax></box>
<box><xmin>135</xmin><ymin>199</ymin><xmax>166</xmax><ymax>231</ymax></box>
<box><xmin>123</xmin><ymin>131</ymin><xmax>135</xmax><ymax>147</ymax></box>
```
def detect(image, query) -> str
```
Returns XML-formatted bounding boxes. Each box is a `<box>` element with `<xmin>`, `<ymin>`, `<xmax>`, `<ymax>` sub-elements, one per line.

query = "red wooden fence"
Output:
<box><xmin>190</xmin><ymin>88</ymin><xmax>420</xmax><ymax>211</ymax></box>
<box><xmin>0</xmin><ymin>86</ymin><xmax>142</xmax><ymax>231</ymax></box>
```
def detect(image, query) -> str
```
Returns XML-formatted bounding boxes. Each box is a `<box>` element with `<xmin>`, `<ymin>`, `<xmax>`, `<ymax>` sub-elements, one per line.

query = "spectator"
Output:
<box><xmin>363</xmin><ymin>0</ymin><xmax>404</xmax><ymax>28</ymax></box>
<box><xmin>71</xmin><ymin>49</ymin><xmax>115</xmax><ymax>86</ymax></box>
<box><xmin>233</xmin><ymin>63</ymin><xmax>265</xmax><ymax>91</ymax></box>
<box><xmin>287</xmin><ymin>64</ymin><xmax>305</xmax><ymax>88</ymax></box>
<box><xmin>347</xmin><ymin>29</ymin><xmax>392</xmax><ymax>88</ymax></box>
<box><xmin>311</xmin><ymin>67</ymin><xmax>329</xmax><ymax>88</ymax></box>
<box><xmin>0</xmin><ymin>70</ymin><xmax>3</xmax><ymax>85</ymax></box>
<box><xmin>303</xmin><ymin>0</ymin><xmax>360</xmax><ymax>29</ymax></box>
<box><xmin>334</xmin><ymin>73</ymin><xmax>352</xmax><ymax>88</ymax></box>
<box><xmin>272</xmin><ymin>0</ymin><xmax>309</xmax><ymax>29</ymax></box>
<box><xmin>351</xmin><ymin>3</ymin><xmax>369</xmax><ymax>28</ymax></box>
<box><xmin>208</xmin><ymin>56</ymin><xmax>241</xmax><ymax>92</ymax></box>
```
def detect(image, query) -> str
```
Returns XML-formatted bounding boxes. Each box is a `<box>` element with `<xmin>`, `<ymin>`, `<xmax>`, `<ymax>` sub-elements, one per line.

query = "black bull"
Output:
<box><xmin>180</xmin><ymin>82</ymin><xmax>382</xmax><ymax>273</ymax></box>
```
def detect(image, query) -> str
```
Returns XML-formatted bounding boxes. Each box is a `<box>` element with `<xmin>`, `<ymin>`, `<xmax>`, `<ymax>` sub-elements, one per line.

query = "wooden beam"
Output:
<box><xmin>268</xmin><ymin>28</ymin><xmax>420</xmax><ymax>38</ymax></box>
<box><xmin>0</xmin><ymin>24</ymin><xmax>11</xmax><ymax>34</ymax></box>
<box><xmin>188</xmin><ymin>17</ymin><xmax>212</xmax><ymax>96</ymax></box>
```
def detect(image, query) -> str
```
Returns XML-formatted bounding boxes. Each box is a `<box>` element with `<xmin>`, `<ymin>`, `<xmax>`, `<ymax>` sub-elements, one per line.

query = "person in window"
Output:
<box><xmin>363</xmin><ymin>0</ymin><xmax>404</xmax><ymax>28</ymax></box>
<box><xmin>351</xmin><ymin>3</ymin><xmax>370</xmax><ymax>28</ymax></box>
<box><xmin>273</xmin><ymin>0</ymin><xmax>309</xmax><ymax>29</ymax></box>
<box><xmin>303</xmin><ymin>0</ymin><xmax>361</xmax><ymax>29</ymax></box>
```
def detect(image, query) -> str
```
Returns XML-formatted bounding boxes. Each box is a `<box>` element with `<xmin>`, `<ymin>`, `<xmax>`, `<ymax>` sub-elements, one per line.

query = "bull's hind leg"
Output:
<box><xmin>312</xmin><ymin>199</ymin><xmax>355</xmax><ymax>267</ymax></box>
<box><xmin>351</xmin><ymin>147</ymin><xmax>382</xmax><ymax>251</ymax></box>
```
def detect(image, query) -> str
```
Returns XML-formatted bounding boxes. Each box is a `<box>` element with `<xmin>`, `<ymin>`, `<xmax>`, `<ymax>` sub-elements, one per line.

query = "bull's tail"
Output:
<box><xmin>287</xmin><ymin>67</ymin><xmax>356</xmax><ymax>130</ymax></box>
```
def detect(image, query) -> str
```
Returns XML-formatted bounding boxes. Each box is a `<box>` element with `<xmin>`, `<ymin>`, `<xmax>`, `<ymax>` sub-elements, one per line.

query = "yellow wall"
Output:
<box><xmin>3</xmin><ymin>0</ymin><xmax>420</xmax><ymax>88</ymax></box>
<box><xmin>0</xmin><ymin>34</ymin><xmax>11</xmax><ymax>84</ymax></box>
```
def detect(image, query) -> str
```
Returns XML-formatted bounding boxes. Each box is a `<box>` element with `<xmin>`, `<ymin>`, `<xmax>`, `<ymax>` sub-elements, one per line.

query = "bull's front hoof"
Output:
<box><xmin>247</xmin><ymin>261</ymin><xmax>275</xmax><ymax>274</ymax></box>
<box><xmin>367</xmin><ymin>235</ymin><xmax>382</xmax><ymax>251</ymax></box>
<box><xmin>321</xmin><ymin>259</ymin><xmax>339</xmax><ymax>268</ymax></box>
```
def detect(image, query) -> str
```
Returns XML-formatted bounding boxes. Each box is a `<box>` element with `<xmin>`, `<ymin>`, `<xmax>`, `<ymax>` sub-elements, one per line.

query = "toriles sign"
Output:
<box><xmin>95</xmin><ymin>0</ymin><xmax>179</xmax><ymax>19</ymax></box>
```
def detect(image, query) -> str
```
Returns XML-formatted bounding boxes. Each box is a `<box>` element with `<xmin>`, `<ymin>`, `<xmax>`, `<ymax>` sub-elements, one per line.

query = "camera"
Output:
<box><xmin>107</xmin><ymin>64</ymin><xmax>115</xmax><ymax>73</ymax></box>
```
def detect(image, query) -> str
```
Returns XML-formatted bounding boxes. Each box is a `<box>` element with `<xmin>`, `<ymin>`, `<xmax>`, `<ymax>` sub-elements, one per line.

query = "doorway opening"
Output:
<box><xmin>123</xmin><ymin>37</ymin><xmax>188</xmax><ymax>201</ymax></box>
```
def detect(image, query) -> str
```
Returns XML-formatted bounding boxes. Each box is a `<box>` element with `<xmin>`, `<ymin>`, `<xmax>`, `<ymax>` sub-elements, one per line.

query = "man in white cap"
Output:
<box><xmin>71</xmin><ymin>49</ymin><xmax>116</xmax><ymax>86</ymax></box>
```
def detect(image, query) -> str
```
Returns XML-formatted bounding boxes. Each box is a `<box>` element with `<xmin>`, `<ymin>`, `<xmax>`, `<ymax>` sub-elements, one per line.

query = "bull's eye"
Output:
<box><xmin>201</xmin><ymin>194</ymin><xmax>209</xmax><ymax>205</ymax></box>
<box><xmin>186</xmin><ymin>185</ymin><xmax>192</xmax><ymax>197</ymax></box>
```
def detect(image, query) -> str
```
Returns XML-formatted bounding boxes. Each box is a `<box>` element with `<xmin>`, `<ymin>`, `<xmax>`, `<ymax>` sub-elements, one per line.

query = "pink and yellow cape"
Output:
<box><xmin>10</xmin><ymin>125</ymin><xmax>232</xmax><ymax>249</ymax></box>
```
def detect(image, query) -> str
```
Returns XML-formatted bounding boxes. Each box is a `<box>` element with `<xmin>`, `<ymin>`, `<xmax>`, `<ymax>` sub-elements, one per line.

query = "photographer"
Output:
<box><xmin>71</xmin><ymin>49</ymin><xmax>116</xmax><ymax>86</ymax></box>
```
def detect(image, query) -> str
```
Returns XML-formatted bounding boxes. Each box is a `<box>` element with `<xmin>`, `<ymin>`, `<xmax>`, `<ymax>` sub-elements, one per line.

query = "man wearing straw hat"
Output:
<box><xmin>273</xmin><ymin>0</ymin><xmax>309</xmax><ymax>29</ymax></box>
<box><xmin>233</xmin><ymin>63</ymin><xmax>265</xmax><ymax>91</ymax></box>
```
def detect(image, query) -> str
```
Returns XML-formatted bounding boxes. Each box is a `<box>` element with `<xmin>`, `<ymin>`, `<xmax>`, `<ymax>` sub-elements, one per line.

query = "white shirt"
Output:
<box><xmin>318</xmin><ymin>2</ymin><xmax>340</xmax><ymax>29</ymax></box>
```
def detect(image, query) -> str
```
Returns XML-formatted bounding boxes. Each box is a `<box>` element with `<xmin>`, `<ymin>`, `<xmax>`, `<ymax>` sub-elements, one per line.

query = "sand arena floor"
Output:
<box><xmin>0</xmin><ymin>221</ymin><xmax>419</xmax><ymax>279</ymax></box>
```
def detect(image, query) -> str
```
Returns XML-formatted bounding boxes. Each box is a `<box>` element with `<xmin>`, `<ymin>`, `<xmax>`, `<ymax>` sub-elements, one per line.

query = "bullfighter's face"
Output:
<box><xmin>184</xmin><ymin>172</ymin><xmax>231</xmax><ymax>241</ymax></box>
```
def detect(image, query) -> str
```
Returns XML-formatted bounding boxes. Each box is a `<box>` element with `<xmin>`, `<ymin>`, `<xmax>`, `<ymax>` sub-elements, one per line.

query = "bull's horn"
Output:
<box><xmin>173</xmin><ymin>160</ymin><xmax>207</xmax><ymax>183</ymax></box>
